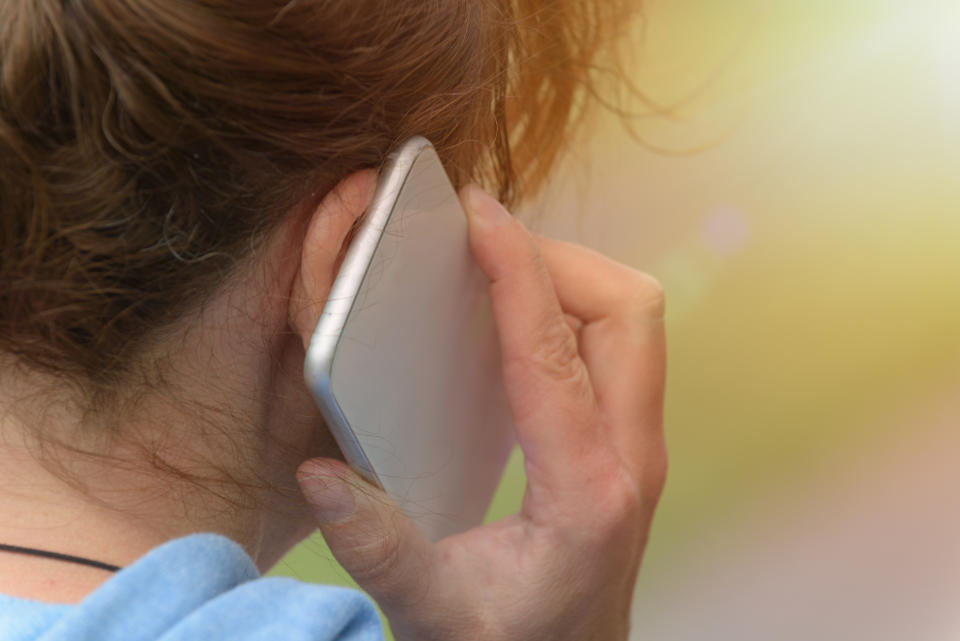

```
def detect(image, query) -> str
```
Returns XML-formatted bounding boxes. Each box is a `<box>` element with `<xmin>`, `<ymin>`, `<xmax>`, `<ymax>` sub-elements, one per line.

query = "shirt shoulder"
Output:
<box><xmin>0</xmin><ymin>534</ymin><xmax>383</xmax><ymax>641</ymax></box>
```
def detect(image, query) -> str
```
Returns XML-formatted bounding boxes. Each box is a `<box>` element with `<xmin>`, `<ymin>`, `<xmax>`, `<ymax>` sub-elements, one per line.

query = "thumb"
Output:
<box><xmin>296</xmin><ymin>458</ymin><xmax>437</xmax><ymax>612</ymax></box>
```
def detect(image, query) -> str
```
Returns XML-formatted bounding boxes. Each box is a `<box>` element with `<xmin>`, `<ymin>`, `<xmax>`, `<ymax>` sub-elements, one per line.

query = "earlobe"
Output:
<box><xmin>289</xmin><ymin>169</ymin><xmax>378</xmax><ymax>348</ymax></box>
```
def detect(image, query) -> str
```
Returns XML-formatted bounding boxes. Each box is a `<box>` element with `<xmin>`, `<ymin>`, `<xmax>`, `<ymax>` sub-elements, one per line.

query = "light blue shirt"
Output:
<box><xmin>0</xmin><ymin>534</ymin><xmax>383</xmax><ymax>640</ymax></box>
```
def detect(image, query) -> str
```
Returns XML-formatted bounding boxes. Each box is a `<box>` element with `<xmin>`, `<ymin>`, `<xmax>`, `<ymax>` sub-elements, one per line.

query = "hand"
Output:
<box><xmin>297</xmin><ymin>184</ymin><xmax>667</xmax><ymax>641</ymax></box>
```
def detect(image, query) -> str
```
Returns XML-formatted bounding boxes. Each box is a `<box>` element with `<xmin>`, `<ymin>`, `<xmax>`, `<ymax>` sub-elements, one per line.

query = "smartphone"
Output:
<box><xmin>304</xmin><ymin>136</ymin><xmax>515</xmax><ymax>541</ymax></box>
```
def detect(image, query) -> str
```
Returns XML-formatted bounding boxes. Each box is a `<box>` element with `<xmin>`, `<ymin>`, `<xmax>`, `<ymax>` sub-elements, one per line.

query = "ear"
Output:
<box><xmin>289</xmin><ymin>169</ymin><xmax>378</xmax><ymax>349</ymax></box>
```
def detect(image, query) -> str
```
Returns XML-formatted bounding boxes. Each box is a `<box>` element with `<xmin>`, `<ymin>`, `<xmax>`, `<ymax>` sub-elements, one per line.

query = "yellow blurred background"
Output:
<box><xmin>271</xmin><ymin>1</ymin><xmax>960</xmax><ymax>638</ymax></box>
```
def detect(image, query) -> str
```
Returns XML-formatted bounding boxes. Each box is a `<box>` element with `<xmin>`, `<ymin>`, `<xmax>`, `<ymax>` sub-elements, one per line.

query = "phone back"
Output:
<box><xmin>305</xmin><ymin>138</ymin><xmax>515</xmax><ymax>541</ymax></box>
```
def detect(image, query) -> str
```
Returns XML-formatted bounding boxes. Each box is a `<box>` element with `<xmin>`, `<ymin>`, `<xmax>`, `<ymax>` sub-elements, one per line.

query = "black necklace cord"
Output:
<box><xmin>0</xmin><ymin>543</ymin><xmax>121</xmax><ymax>573</ymax></box>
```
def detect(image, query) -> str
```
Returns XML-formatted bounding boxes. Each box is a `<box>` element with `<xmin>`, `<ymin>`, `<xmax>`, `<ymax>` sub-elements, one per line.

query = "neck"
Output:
<box><xmin>0</xmin><ymin>407</ymin><xmax>302</xmax><ymax>603</ymax></box>
<box><xmin>0</xmin><ymin>338</ymin><xmax>328</xmax><ymax>604</ymax></box>
<box><xmin>0</xmin><ymin>224</ymin><xmax>333</xmax><ymax>604</ymax></box>
<box><xmin>0</xmin><ymin>430</ymin><xmax>191</xmax><ymax>602</ymax></box>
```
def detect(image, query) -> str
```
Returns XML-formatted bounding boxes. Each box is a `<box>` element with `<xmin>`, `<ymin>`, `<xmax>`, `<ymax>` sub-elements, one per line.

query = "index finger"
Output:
<box><xmin>535</xmin><ymin>236</ymin><xmax>666</xmax><ymax>480</ymax></box>
<box><xmin>461</xmin><ymin>185</ymin><xmax>602</xmax><ymax>489</ymax></box>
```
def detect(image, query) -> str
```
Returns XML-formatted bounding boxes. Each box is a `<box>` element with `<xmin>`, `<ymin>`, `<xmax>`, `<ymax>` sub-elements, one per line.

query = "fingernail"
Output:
<box><xmin>299</xmin><ymin>471</ymin><xmax>356</xmax><ymax>523</ymax></box>
<box><xmin>463</xmin><ymin>184</ymin><xmax>511</xmax><ymax>227</ymax></box>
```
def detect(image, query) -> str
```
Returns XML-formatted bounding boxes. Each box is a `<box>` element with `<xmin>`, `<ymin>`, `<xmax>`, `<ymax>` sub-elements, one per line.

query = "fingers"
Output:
<box><xmin>296</xmin><ymin>458</ymin><xmax>437</xmax><ymax>614</ymax></box>
<box><xmin>533</xmin><ymin>236</ymin><xmax>665</xmax><ymax>324</ymax></box>
<box><xmin>462</xmin><ymin>183</ymin><xmax>665</xmax><ymax>499</ymax></box>
<box><xmin>563</xmin><ymin>313</ymin><xmax>584</xmax><ymax>337</ymax></box>
<box><xmin>534</xmin><ymin>236</ymin><xmax>666</xmax><ymax>481</ymax></box>
<box><xmin>461</xmin><ymin>185</ymin><xmax>601</xmax><ymax>490</ymax></box>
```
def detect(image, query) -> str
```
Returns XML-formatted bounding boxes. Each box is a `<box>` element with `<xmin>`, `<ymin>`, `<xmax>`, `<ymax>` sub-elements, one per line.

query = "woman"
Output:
<box><xmin>0</xmin><ymin>1</ymin><xmax>666</xmax><ymax>639</ymax></box>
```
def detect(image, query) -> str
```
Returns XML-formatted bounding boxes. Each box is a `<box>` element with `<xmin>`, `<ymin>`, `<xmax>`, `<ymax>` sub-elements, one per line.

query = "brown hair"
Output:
<box><xmin>0</xmin><ymin>0</ymin><xmax>636</xmax><ymax>398</ymax></box>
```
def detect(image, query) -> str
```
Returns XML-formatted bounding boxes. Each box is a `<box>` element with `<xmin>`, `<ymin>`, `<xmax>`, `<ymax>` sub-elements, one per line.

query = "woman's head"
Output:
<box><xmin>1</xmin><ymin>0</ymin><xmax>630</xmax><ymax>391</ymax></box>
<box><xmin>0</xmin><ymin>0</ymin><xmax>635</xmax><ymax>551</ymax></box>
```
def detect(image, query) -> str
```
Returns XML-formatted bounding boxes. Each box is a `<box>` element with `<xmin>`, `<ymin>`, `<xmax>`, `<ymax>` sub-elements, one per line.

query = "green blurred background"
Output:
<box><xmin>272</xmin><ymin>1</ymin><xmax>960</xmax><ymax>638</ymax></box>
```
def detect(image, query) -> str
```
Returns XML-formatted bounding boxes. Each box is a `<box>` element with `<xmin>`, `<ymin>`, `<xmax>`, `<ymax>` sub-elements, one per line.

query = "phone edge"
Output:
<box><xmin>303</xmin><ymin>136</ymin><xmax>433</xmax><ymax>488</ymax></box>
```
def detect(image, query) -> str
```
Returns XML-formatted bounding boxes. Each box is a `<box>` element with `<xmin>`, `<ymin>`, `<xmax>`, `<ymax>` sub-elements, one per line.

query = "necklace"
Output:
<box><xmin>0</xmin><ymin>543</ymin><xmax>121</xmax><ymax>573</ymax></box>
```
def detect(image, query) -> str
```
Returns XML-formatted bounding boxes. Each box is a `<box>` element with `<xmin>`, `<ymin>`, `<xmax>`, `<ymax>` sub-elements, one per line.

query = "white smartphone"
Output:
<box><xmin>304</xmin><ymin>136</ymin><xmax>515</xmax><ymax>541</ymax></box>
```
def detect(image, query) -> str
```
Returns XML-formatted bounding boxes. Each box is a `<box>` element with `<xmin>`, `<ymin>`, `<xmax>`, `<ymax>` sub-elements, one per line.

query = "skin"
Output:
<box><xmin>0</xmin><ymin>174</ymin><xmax>666</xmax><ymax>640</ymax></box>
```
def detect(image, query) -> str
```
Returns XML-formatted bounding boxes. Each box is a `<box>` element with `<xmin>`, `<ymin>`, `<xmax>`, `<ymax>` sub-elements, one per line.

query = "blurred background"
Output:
<box><xmin>271</xmin><ymin>1</ymin><xmax>960</xmax><ymax>638</ymax></box>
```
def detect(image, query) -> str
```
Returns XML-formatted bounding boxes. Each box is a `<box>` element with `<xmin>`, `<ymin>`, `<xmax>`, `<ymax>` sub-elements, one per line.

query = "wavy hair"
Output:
<box><xmin>0</xmin><ymin>0</ymin><xmax>638</xmax><ymax>396</ymax></box>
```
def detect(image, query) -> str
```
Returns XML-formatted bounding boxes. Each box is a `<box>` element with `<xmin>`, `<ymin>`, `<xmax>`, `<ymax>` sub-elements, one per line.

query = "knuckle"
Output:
<box><xmin>608</xmin><ymin>473</ymin><xmax>644</xmax><ymax>522</ymax></box>
<box><xmin>589</xmin><ymin>449</ymin><xmax>667</xmax><ymax>542</ymax></box>
<box><xmin>530</xmin><ymin>321</ymin><xmax>587</xmax><ymax>388</ymax></box>
<box><xmin>346</xmin><ymin>528</ymin><xmax>403</xmax><ymax>584</ymax></box>
<box><xmin>588</xmin><ymin>474</ymin><xmax>644</xmax><ymax>542</ymax></box>
<box><xmin>642</xmin><ymin>444</ymin><xmax>669</xmax><ymax>503</ymax></box>
<box><xmin>624</xmin><ymin>271</ymin><xmax>665</xmax><ymax>320</ymax></box>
